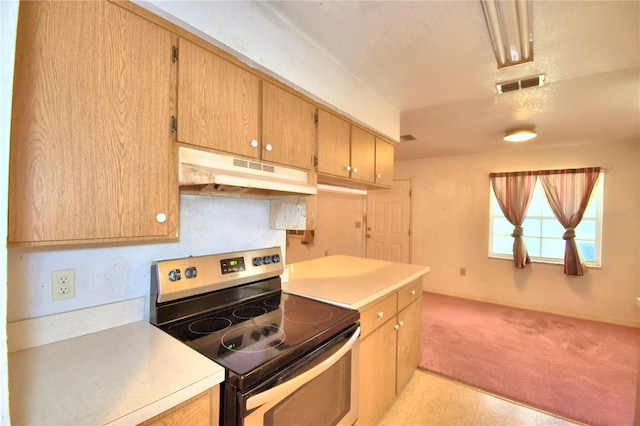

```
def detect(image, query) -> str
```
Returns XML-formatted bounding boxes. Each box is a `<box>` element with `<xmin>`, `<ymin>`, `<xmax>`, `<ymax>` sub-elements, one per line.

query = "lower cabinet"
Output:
<box><xmin>358</xmin><ymin>279</ymin><xmax>423</xmax><ymax>425</ymax></box>
<box><xmin>139</xmin><ymin>386</ymin><xmax>219</xmax><ymax>426</ymax></box>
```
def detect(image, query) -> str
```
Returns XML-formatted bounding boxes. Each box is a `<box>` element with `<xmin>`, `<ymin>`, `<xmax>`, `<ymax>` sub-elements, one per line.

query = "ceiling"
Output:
<box><xmin>263</xmin><ymin>1</ymin><xmax>640</xmax><ymax>160</ymax></box>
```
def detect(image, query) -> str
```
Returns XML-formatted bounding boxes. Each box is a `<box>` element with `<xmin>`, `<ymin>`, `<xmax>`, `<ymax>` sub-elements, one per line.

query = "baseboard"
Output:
<box><xmin>424</xmin><ymin>289</ymin><xmax>640</xmax><ymax>328</ymax></box>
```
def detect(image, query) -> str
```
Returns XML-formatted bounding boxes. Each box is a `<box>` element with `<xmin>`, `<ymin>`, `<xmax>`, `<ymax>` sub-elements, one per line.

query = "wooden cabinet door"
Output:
<box><xmin>375</xmin><ymin>138</ymin><xmax>395</xmax><ymax>187</ymax></box>
<box><xmin>317</xmin><ymin>109</ymin><xmax>351</xmax><ymax>178</ymax></box>
<box><xmin>262</xmin><ymin>81</ymin><xmax>316</xmax><ymax>170</ymax></box>
<box><xmin>177</xmin><ymin>38</ymin><xmax>260</xmax><ymax>158</ymax></box>
<box><xmin>350</xmin><ymin>126</ymin><xmax>375</xmax><ymax>183</ymax></box>
<box><xmin>359</xmin><ymin>319</ymin><xmax>398</xmax><ymax>426</ymax></box>
<box><xmin>9</xmin><ymin>1</ymin><xmax>177</xmax><ymax>245</ymax></box>
<box><xmin>396</xmin><ymin>297</ymin><xmax>422</xmax><ymax>393</ymax></box>
<box><xmin>139</xmin><ymin>386</ymin><xmax>219</xmax><ymax>426</ymax></box>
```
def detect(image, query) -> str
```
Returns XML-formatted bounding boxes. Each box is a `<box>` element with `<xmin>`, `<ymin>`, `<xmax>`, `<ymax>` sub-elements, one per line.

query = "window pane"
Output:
<box><xmin>527</xmin><ymin>196</ymin><xmax>543</xmax><ymax>216</ymax></box>
<box><xmin>493</xmin><ymin>217</ymin><xmax>513</xmax><ymax>235</ymax></box>
<box><xmin>522</xmin><ymin>217</ymin><xmax>541</xmax><ymax>237</ymax></box>
<box><xmin>583</xmin><ymin>197</ymin><xmax>597</xmax><ymax>218</ymax></box>
<box><xmin>523</xmin><ymin>237</ymin><xmax>540</xmax><ymax>257</ymax></box>
<box><xmin>541</xmin><ymin>238</ymin><xmax>565</xmax><ymax>259</ymax></box>
<box><xmin>492</xmin><ymin>236</ymin><xmax>512</xmax><ymax>255</ymax></box>
<box><xmin>541</xmin><ymin>219</ymin><xmax>565</xmax><ymax>238</ymax></box>
<box><xmin>540</xmin><ymin>199</ymin><xmax>555</xmax><ymax>217</ymax></box>
<box><xmin>576</xmin><ymin>219</ymin><xmax>596</xmax><ymax>240</ymax></box>
<box><xmin>491</xmin><ymin>195</ymin><xmax>502</xmax><ymax>212</ymax></box>
<box><xmin>489</xmin><ymin>175</ymin><xmax>602</xmax><ymax>266</ymax></box>
<box><xmin>578</xmin><ymin>240</ymin><xmax>596</xmax><ymax>262</ymax></box>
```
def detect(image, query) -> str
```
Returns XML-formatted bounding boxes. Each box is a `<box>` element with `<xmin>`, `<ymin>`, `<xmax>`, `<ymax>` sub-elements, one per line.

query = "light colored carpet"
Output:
<box><xmin>419</xmin><ymin>292</ymin><xmax>640</xmax><ymax>426</ymax></box>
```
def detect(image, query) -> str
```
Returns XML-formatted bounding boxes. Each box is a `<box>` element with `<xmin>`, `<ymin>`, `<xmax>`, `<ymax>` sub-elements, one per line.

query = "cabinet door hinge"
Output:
<box><xmin>408</xmin><ymin>229</ymin><xmax>411</xmax><ymax>237</ymax></box>
<box><xmin>314</xmin><ymin>112</ymin><xmax>318</xmax><ymax>124</ymax></box>
<box><xmin>170</xmin><ymin>115</ymin><xmax>177</xmax><ymax>134</ymax></box>
<box><xmin>313</xmin><ymin>155</ymin><xmax>318</xmax><ymax>167</ymax></box>
<box><xmin>172</xmin><ymin>45</ymin><xmax>179</xmax><ymax>63</ymax></box>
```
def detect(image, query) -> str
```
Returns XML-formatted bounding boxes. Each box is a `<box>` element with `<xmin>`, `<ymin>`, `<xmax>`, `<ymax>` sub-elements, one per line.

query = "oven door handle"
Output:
<box><xmin>245</xmin><ymin>325</ymin><xmax>360</xmax><ymax>411</ymax></box>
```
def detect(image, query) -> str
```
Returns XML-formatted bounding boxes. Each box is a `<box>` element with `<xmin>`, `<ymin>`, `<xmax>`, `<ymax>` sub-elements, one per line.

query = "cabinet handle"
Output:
<box><xmin>156</xmin><ymin>213</ymin><xmax>167</xmax><ymax>223</ymax></box>
<box><xmin>399</xmin><ymin>320</ymin><xmax>404</xmax><ymax>327</ymax></box>
<box><xmin>376</xmin><ymin>173</ymin><xmax>382</xmax><ymax>180</ymax></box>
<box><xmin>410</xmin><ymin>290</ymin><xmax>416</xmax><ymax>295</ymax></box>
<box><xmin>345</xmin><ymin>166</ymin><xmax>352</xmax><ymax>172</ymax></box>
<box><xmin>394</xmin><ymin>324</ymin><xmax>400</xmax><ymax>330</ymax></box>
<box><xmin>377</xmin><ymin>311</ymin><xmax>384</xmax><ymax>318</ymax></box>
<box><xmin>265</xmin><ymin>144</ymin><xmax>273</xmax><ymax>152</ymax></box>
<box><xmin>250</xmin><ymin>140</ymin><xmax>259</xmax><ymax>148</ymax></box>
<box><xmin>352</xmin><ymin>167</ymin><xmax>358</xmax><ymax>173</ymax></box>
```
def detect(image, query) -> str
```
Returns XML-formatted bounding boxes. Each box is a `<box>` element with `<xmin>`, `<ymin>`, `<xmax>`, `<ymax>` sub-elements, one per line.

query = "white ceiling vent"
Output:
<box><xmin>496</xmin><ymin>74</ymin><xmax>545</xmax><ymax>94</ymax></box>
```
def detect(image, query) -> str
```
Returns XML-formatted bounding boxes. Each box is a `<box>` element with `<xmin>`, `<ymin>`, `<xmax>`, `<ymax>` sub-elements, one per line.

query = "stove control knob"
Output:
<box><xmin>271</xmin><ymin>254</ymin><xmax>280</xmax><ymax>263</ymax></box>
<box><xmin>168</xmin><ymin>268</ymin><xmax>181</xmax><ymax>282</ymax></box>
<box><xmin>184</xmin><ymin>266</ymin><xmax>198</xmax><ymax>279</ymax></box>
<box><xmin>253</xmin><ymin>257</ymin><xmax>262</xmax><ymax>267</ymax></box>
<box><xmin>262</xmin><ymin>256</ymin><xmax>272</xmax><ymax>265</ymax></box>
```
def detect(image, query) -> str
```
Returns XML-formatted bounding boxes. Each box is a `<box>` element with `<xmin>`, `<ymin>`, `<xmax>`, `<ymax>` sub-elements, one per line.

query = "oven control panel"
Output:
<box><xmin>153</xmin><ymin>247</ymin><xmax>284</xmax><ymax>303</ymax></box>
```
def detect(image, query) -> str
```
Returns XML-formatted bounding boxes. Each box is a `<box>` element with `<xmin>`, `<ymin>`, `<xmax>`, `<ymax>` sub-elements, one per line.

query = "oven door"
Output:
<box><xmin>242</xmin><ymin>324</ymin><xmax>360</xmax><ymax>426</ymax></box>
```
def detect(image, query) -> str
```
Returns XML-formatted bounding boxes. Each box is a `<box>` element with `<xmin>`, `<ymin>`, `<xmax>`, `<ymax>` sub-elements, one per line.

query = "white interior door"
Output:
<box><xmin>366</xmin><ymin>180</ymin><xmax>411</xmax><ymax>262</ymax></box>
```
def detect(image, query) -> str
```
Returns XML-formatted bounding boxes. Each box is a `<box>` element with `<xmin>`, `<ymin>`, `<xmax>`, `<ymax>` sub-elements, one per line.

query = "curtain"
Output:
<box><xmin>538</xmin><ymin>167</ymin><xmax>601</xmax><ymax>276</ymax></box>
<box><xmin>490</xmin><ymin>171</ymin><xmax>538</xmax><ymax>269</ymax></box>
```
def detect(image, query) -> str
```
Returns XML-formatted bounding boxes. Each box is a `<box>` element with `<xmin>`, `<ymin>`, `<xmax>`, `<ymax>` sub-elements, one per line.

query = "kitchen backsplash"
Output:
<box><xmin>7</xmin><ymin>195</ymin><xmax>285</xmax><ymax>322</ymax></box>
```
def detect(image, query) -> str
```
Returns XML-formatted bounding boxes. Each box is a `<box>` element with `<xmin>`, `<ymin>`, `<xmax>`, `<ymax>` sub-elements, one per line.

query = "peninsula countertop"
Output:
<box><xmin>283</xmin><ymin>255</ymin><xmax>430</xmax><ymax>310</ymax></box>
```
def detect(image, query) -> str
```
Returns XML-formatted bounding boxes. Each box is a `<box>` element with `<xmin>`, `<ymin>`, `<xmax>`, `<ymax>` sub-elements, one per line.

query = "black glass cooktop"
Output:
<box><xmin>161</xmin><ymin>292</ymin><xmax>359</xmax><ymax>388</ymax></box>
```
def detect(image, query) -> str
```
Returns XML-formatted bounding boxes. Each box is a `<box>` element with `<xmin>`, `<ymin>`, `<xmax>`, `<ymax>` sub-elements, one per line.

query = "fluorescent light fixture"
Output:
<box><xmin>481</xmin><ymin>0</ymin><xmax>534</xmax><ymax>68</ymax></box>
<box><xmin>504</xmin><ymin>129</ymin><xmax>537</xmax><ymax>142</ymax></box>
<box><xmin>317</xmin><ymin>184</ymin><xmax>367</xmax><ymax>195</ymax></box>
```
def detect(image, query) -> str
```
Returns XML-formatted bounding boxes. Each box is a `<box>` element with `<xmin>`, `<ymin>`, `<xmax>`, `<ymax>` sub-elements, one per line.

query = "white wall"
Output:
<box><xmin>286</xmin><ymin>189</ymin><xmax>366</xmax><ymax>264</ymax></box>
<box><xmin>395</xmin><ymin>141</ymin><xmax>640</xmax><ymax>327</ymax></box>
<box><xmin>134</xmin><ymin>0</ymin><xmax>400</xmax><ymax>141</ymax></box>
<box><xmin>7</xmin><ymin>195</ymin><xmax>285</xmax><ymax>322</ymax></box>
<box><xmin>1</xmin><ymin>0</ymin><xmax>18</xmax><ymax>422</ymax></box>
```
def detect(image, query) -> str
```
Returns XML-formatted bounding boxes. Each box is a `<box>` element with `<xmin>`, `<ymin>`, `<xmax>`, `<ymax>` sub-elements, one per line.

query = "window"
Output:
<box><xmin>489</xmin><ymin>174</ymin><xmax>603</xmax><ymax>266</ymax></box>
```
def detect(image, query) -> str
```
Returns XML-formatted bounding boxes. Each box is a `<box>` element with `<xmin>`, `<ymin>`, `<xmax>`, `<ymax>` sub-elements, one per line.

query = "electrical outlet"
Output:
<box><xmin>52</xmin><ymin>269</ymin><xmax>75</xmax><ymax>301</ymax></box>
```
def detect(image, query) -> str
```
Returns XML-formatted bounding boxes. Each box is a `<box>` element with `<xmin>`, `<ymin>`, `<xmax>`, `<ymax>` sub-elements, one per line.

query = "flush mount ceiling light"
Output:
<box><xmin>504</xmin><ymin>129</ymin><xmax>537</xmax><ymax>142</ymax></box>
<box><xmin>481</xmin><ymin>0</ymin><xmax>534</xmax><ymax>68</ymax></box>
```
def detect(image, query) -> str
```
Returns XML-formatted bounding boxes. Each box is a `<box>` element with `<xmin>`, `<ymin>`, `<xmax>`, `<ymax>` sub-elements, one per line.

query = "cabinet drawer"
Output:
<box><xmin>359</xmin><ymin>293</ymin><xmax>397</xmax><ymax>339</ymax></box>
<box><xmin>397</xmin><ymin>279</ymin><xmax>423</xmax><ymax>311</ymax></box>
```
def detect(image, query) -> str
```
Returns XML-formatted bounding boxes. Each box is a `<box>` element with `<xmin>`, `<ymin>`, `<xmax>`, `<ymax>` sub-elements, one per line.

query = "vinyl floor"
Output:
<box><xmin>376</xmin><ymin>370</ymin><xmax>584</xmax><ymax>426</ymax></box>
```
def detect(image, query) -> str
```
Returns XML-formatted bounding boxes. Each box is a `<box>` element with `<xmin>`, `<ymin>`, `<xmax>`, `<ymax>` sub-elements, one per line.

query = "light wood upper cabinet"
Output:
<box><xmin>317</xmin><ymin>109</ymin><xmax>393</xmax><ymax>188</ymax></box>
<box><xmin>262</xmin><ymin>81</ymin><xmax>316</xmax><ymax>170</ymax></box>
<box><xmin>8</xmin><ymin>1</ymin><xmax>177</xmax><ymax>246</ymax></box>
<box><xmin>176</xmin><ymin>38</ymin><xmax>261</xmax><ymax>159</ymax></box>
<box><xmin>317</xmin><ymin>109</ymin><xmax>351</xmax><ymax>178</ymax></box>
<box><xmin>176</xmin><ymin>44</ymin><xmax>315</xmax><ymax>170</ymax></box>
<box><xmin>375</xmin><ymin>137</ymin><xmax>395</xmax><ymax>187</ymax></box>
<box><xmin>350</xmin><ymin>126</ymin><xmax>376</xmax><ymax>183</ymax></box>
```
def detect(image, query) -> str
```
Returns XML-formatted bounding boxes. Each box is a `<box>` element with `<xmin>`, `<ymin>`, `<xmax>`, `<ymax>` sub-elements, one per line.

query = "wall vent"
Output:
<box><xmin>400</xmin><ymin>134</ymin><xmax>417</xmax><ymax>142</ymax></box>
<box><xmin>496</xmin><ymin>74</ymin><xmax>545</xmax><ymax>94</ymax></box>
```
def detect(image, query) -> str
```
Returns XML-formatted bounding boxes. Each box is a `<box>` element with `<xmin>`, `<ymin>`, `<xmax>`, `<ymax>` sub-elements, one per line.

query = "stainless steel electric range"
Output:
<box><xmin>150</xmin><ymin>247</ymin><xmax>360</xmax><ymax>426</ymax></box>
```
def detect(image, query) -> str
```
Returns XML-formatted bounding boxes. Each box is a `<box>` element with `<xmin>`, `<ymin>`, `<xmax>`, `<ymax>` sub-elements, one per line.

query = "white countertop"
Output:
<box><xmin>283</xmin><ymin>255</ymin><xmax>430</xmax><ymax>310</ymax></box>
<box><xmin>9</xmin><ymin>320</ymin><xmax>225</xmax><ymax>425</ymax></box>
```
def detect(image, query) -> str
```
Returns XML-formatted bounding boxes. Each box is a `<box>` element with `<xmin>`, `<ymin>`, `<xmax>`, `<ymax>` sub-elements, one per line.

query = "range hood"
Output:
<box><xmin>178</xmin><ymin>146</ymin><xmax>317</xmax><ymax>198</ymax></box>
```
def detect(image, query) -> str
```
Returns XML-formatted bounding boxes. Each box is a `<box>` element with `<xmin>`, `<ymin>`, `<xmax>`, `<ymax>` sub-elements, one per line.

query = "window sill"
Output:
<box><xmin>488</xmin><ymin>254</ymin><xmax>601</xmax><ymax>269</ymax></box>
